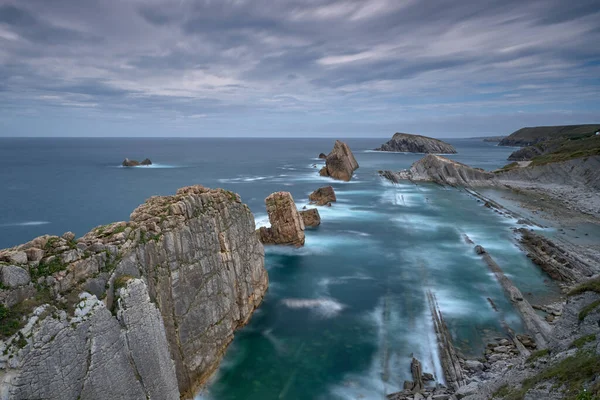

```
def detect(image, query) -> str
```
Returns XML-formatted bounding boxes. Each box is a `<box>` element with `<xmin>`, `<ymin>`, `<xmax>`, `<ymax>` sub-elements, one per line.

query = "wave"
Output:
<box><xmin>218</xmin><ymin>176</ymin><xmax>275</xmax><ymax>183</ymax></box>
<box><xmin>0</xmin><ymin>221</ymin><xmax>50</xmax><ymax>227</ymax></box>
<box><xmin>281</xmin><ymin>298</ymin><xmax>345</xmax><ymax>318</ymax></box>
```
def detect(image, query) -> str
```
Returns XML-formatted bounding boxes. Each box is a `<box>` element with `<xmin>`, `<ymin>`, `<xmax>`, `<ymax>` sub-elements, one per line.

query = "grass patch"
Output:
<box><xmin>30</xmin><ymin>257</ymin><xmax>67</xmax><ymax>280</ymax></box>
<box><xmin>0</xmin><ymin>288</ymin><xmax>54</xmax><ymax>339</ymax></box>
<box><xmin>579</xmin><ymin>300</ymin><xmax>600</xmax><ymax>321</ymax></box>
<box><xmin>527</xmin><ymin>348</ymin><xmax>550</xmax><ymax>363</ymax></box>
<box><xmin>571</xmin><ymin>334</ymin><xmax>596</xmax><ymax>350</ymax></box>
<box><xmin>569</xmin><ymin>277</ymin><xmax>600</xmax><ymax>296</ymax></box>
<box><xmin>496</xmin><ymin>162</ymin><xmax>520</xmax><ymax>172</ymax></box>
<box><xmin>530</xmin><ymin>136</ymin><xmax>600</xmax><ymax>166</ymax></box>
<box><xmin>495</xmin><ymin>351</ymin><xmax>600</xmax><ymax>400</ymax></box>
<box><xmin>114</xmin><ymin>275</ymin><xmax>133</xmax><ymax>290</ymax></box>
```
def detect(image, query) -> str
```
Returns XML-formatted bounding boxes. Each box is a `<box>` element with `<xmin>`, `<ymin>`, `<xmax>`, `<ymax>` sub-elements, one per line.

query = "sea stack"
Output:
<box><xmin>122</xmin><ymin>158</ymin><xmax>152</xmax><ymax>167</ymax></box>
<box><xmin>257</xmin><ymin>192</ymin><xmax>305</xmax><ymax>246</ymax></box>
<box><xmin>375</xmin><ymin>133</ymin><xmax>457</xmax><ymax>154</ymax></box>
<box><xmin>308</xmin><ymin>186</ymin><xmax>337</xmax><ymax>206</ymax></box>
<box><xmin>0</xmin><ymin>185</ymin><xmax>267</xmax><ymax>399</ymax></box>
<box><xmin>319</xmin><ymin>140</ymin><xmax>359</xmax><ymax>181</ymax></box>
<box><xmin>299</xmin><ymin>208</ymin><xmax>321</xmax><ymax>227</ymax></box>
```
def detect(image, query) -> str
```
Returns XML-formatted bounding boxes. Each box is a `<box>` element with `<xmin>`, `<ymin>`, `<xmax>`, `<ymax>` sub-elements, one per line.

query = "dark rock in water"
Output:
<box><xmin>257</xmin><ymin>192</ymin><xmax>305</xmax><ymax>246</ymax></box>
<box><xmin>309</xmin><ymin>186</ymin><xmax>336</xmax><ymax>206</ymax></box>
<box><xmin>475</xmin><ymin>245</ymin><xmax>486</xmax><ymax>255</ymax></box>
<box><xmin>299</xmin><ymin>208</ymin><xmax>320</xmax><ymax>227</ymax></box>
<box><xmin>320</xmin><ymin>140</ymin><xmax>359</xmax><ymax>181</ymax></box>
<box><xmin>318</xmin><ymin>153</ymin><xmax>327</xmax><ymax>159</ymax></box>
<box><xmin>375</xmin><ymin>133</ymin><xmax>457</xmax><ymax>154</ymax></box>
<box><xmin>122</xmin><ymin>158</ymin><xmax>152</xmax><ymax>167</ymax></box>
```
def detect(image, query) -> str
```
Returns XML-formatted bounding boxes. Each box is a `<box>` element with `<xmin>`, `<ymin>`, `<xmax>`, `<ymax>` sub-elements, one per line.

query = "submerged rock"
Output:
<box><xmin>257</xmin><ymin>192</ymin><xmax>305</xmax><ymax>246</ymax></box>
<box><xmin>309</xmin><ymin>186</ymin><xmax>337</xmax><ymax>206</ymax></box>
<box><xmin>122</xmin><ymin>158</ymin><xmax>152</xmax><ymax>167</ymax></box>
<box><xmin>299</xmin><ymin>208</ymin><xmax>321</xmax><ymax>227</ymax></box>
<box><xmin>0</xmin><ymin>185</ymin><xmax>267</xmax><ymax>399</ymax></box>
<box><xmin>375</xmin><ymin>132</ymin><xmax>457</xmax><ymax>154</ymax></box>
<box><xmin>320</xmin><ymin>140</ymin><xmax>359</xmax><ymax>181</ymax></box>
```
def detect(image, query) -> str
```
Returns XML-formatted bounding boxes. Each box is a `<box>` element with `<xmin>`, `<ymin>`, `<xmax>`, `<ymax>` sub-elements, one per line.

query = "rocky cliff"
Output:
<box><xmin>319</xmin><ymin>140</ymin><xmax>359</xmax><ymax>181</ymax></box>
<box><xmin>498</xmin><ymin>124</ymin><xmax>600</xmax><ymax>147</ymax></box>
<box><xmin>375</xmin><ymin>133</ymin><xmax>457</xmax><ymax>154</ymax></box>
<box><xmin>0</xmin><ymin>185</ymin><xmax>268</xmax><ymax>399</ymax></box>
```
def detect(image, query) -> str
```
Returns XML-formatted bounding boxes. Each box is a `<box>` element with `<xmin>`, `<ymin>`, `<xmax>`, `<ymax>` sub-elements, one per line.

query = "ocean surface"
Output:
<box><xmin>0</xmin><ymin>138</ymin><xmax>558</xmax><ymax>399</ymax></box>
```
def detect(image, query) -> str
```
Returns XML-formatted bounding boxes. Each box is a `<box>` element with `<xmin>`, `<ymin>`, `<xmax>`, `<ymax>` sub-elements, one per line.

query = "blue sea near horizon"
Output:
<box><xmin>0</xmin><ymin>137</ymin><xmax>557</xmax><ymax>399</ymax></box>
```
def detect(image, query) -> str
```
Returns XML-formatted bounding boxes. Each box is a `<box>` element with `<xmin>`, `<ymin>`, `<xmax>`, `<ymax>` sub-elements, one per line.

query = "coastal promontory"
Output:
<box><xmin>375</xmin><ymin>132</ymin><xmax>457</xmax><ymax>154</ymax></box>
<box><xmin>0</xmin><ymin>185</ymin><xmax>268</xmax><ymax>399</ymax></box>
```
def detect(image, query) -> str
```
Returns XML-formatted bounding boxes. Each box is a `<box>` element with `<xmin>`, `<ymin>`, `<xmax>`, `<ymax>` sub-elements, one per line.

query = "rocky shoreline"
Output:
<box><xmin>380</xmin><ymin>154</ymin><xmax>600</xmax><ymax>400</ymax></box>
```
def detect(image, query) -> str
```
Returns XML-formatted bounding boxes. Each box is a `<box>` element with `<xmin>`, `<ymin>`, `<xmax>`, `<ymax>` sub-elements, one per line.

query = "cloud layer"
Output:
<box><xmin>1</xmin><ymin>0</ymin><xmax>599</xmax><ymax>137</ymax></box>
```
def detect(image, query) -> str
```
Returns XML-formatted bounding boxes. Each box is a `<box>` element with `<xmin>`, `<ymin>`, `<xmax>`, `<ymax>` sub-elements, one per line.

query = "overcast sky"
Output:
<box><xmin>1</xmin><ymin>0</ymin><xmax>599</xmax><ymax>138</ymax></box>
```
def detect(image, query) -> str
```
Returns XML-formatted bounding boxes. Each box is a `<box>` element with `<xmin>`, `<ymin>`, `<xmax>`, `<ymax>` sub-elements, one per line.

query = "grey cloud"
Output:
<box><xmin>0</xmin><ymin>0</ymin><xmax>599</xmax><ymax>136</ymax></box>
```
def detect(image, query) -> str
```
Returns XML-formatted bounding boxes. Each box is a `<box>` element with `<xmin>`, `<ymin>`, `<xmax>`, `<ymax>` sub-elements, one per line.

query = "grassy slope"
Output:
<box><xmin>500</xmin><ymin>125</ymin><xmax>600</xmax><ymax>146</ymax></box>
<box><xmin>529</xmin><ymin>135</ymin><xmax>600</xmax><ymax>165</ymax></box>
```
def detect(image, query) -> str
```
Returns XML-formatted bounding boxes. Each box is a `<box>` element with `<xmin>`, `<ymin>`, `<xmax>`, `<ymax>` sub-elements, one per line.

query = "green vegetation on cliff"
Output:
<box><xmin>499</xmin><ymin>124</ymin><xmax>600</xmax><ymax>147</ymax></box>
<box><xmin>528</xmin><ymin>135</ymin><xmax>600</xmax><ymax>166</ymax></box>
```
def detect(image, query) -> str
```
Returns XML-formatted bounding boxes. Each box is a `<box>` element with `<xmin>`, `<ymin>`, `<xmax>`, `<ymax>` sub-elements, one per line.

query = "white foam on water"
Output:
<box><xmin>341</xmin><ymin>230</ymin><xmax>371</xmax><ymax>237</ymax></box>
<box><xmin>281</xmin><ymin>298</ymin><xmax>345</xmax><ymax>318</ymax></box>
<box><xmin>254</xmin><ymin>214</ymin><xmax>270</xmax><ymax>229</ymax></box>
<box><xmin>218</xmin><ymin>175</ymin><xmax>274</xmax><ymax>183</ymax></box>
<box><xmin>0</xmin><ymin>221</ymin><xmax>50</xmax><ymax>227</ymax></box>
<box><xmin>262</xmin><ymin>328</ymin><xmax>287</xmax><ymax>355</ymax></box>
<box><xmin>432</xmin><ymin>289</ymin><xmax>477</xmax><ymax>317</ymax></box>
<box><xmin>317</xmin><ymin>274</ymin><xmax>374</xmax><ymax>296</ymax></box>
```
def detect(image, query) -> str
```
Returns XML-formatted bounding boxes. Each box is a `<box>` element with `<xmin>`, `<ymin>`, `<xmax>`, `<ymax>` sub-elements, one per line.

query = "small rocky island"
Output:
<box><xmin>375</xmin><ymin>132</ymin><xmax>457</xmax><ymax>154</ymax></box>
<box><xmin>318</xmin><ymin>140</ymin><xmax>359</xmax><ymax>181</ymax></box>
<box><xmin>122</xmin><ymin>158</ymin><xmax>152</xmax><ymax>167</ymax></box>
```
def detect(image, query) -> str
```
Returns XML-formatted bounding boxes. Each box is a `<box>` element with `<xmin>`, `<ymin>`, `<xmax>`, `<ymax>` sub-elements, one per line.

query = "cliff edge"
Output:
<box><xmin>0</xmin><ymin>185</ymin><xmax>268</xmax><ymax>399</ymax></box>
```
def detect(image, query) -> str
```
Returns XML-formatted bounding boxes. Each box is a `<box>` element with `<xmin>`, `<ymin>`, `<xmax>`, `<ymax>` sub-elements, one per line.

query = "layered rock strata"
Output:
<box><xmin>375</xmin><ymin>133</ymin><xmax>457</xmax><ymax>154</ymax></box>
<box><xmin>0</xmin><ymin>185</ymin><xmax>268</xmax><ymax>399</ymax></box>
<box><xmin>319</xmin><ymin>140</ymin><xmax>359</xmax><ymax>181</ymax></box>
<box><xmin>256</xmin><ymin>192</ymin><xmax>305</xmax><ymax>246</ymax></box>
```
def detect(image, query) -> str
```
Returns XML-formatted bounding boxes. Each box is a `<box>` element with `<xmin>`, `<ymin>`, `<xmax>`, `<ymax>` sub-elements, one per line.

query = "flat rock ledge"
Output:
<box><xmin>318</xmin><ymin>140</ymin><xmax>359</xmax><ymax>181</ymax></box>
<box><xmin>375</xmin><ymin>133</ymin><xmax>457</xmax><ymax>154</ymax></box>
<box><xmin>0</xmin><ymin>185</ymin><xmax>267</xmax><ymax>400</ymax></box>
<box><xmin>257</xmin><ymin>192</ymin><xmax>305</xmax><ymax>246</ymax></box>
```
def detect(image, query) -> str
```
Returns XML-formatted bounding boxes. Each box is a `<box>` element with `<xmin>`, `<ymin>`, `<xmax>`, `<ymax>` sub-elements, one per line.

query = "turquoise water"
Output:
<box><xmin>0</xmin><ymin>138</ymin><xmax>557</xmax><ymax>399</ymax></box>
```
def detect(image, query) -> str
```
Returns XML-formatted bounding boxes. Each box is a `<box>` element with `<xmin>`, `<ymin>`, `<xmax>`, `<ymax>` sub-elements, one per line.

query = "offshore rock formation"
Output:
<box><xmin>319</xmin><ymin>140</ymin><xmax>359</xmax><ymax>181</ymax></box>
<box><xmin>257</xmin><ymin>192</ymin><xmax>305</xmax><ymax>246</ymax></box>
<box><xmin>381</xmin><ymin>154</ymin><xmax>494</xmax><ymax>186</ymax></box>
<box><xmin>299</xmin><ymin>208</ymin><xmax>321</xmax><ymax>227</ymax></box>
<box><xmin>308</xmin><ymin>186</ymin><xmax>337</xmax><ymax>206</ymax></box>
<box><xmin>0</xmin><ymin>185</ymin><xmax>268</xmax><ymax>399</ymax></box>
<box><xmin>375</xmin><ymin>133</ymin><xmax>457</xmax><ymax>154</ymax></box>
<box><xmin>122</xmin><ymin>158</ymin><xmax>152</xmax><ymax>167</ymax></box>
<box><xmin>318</xmin><ymin>153</ymin><xmax>327</xmax><ymax>159</ymax></box>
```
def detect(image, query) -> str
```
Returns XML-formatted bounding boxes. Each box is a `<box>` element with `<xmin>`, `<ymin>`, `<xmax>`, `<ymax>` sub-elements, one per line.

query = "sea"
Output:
<box><xmin>0</xmin><ymin>138</ymin><xmax>558</xmax><ymax>400</ymax></box>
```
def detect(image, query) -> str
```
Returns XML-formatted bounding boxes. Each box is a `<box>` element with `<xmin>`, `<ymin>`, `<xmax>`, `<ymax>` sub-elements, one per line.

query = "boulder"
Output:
<box><xmin>375</xmin><ymin>132</ymin><xmax>457</xmax><ymax>154</ymax></box>
<box><xmin>1</xmin><ymin>265</ymin><xmax>31</xmax><ymax>288</ymax></box>
<box><xmin>25</xmin><ymin>248</ymin><xmax>44</xmax><ymax>262</ymax></box>
<box><xmin>321</xmin><ymin>140</ymin><xmax>359</xmax><ymax>181</ymax></box>
<box><xmin>122</xmin><ymin>158</ymin><xmax>140</xmax><ymax>167</ymax></box>
<box><xmin>299</xmin><ymin>208</ymin><xmax>320</xmax><ymax>227</ymax></box>
<box><xmin>309</xmin><ymin>186</ymin><xmax>337</xmax><ymax>206</ymax></box>
<box><xmin>257</xmin><ymin>192</ymin><xmax>305</xmax><ymax>246</ymax></box>
<box><xmin>318</xmin><ymin>153</ymin><xmax>327</xmax><ymax>159</ymax></box>
<box><xmin>7</xmin><ymin>251</ymin><xmax>28</xmax><ymax>265</ymax></box>
<box><xmin>141</xmin><ymin>158</ymin><xmax>152</xmax><ymax>166</ymax></box>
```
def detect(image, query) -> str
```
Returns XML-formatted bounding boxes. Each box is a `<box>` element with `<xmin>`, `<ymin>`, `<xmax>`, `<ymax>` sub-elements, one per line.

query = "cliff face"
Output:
<box><xmin>375</xmin><ymin>133</ymin><xmax>457</xmax><ymax>154</ymax></box>
<box><xmin>0</xmin><ymin>185</ymin><xmax>268</xmax><ymax>399</ymax></box>
<box><xmin>319</xmin><ymin>140</ymin><xmax>359</xmax><ymax>181</ymax></box>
